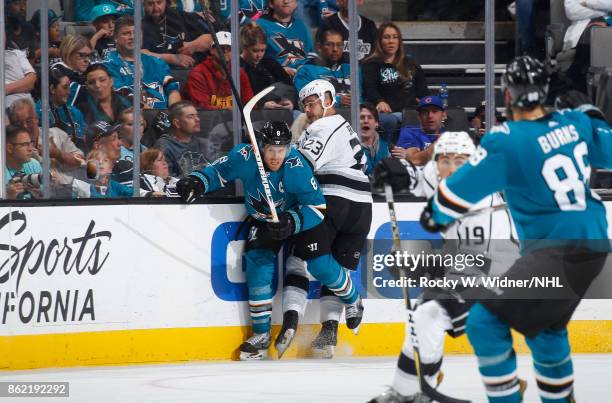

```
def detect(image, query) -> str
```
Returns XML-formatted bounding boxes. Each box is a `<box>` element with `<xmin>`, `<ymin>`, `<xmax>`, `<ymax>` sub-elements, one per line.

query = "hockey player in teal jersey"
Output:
<box><xmin>421</xmin><ymin>56</ymin><xmax>612</xmax><ymax>402</ymax></box>
<box><xmin>175</xmin><ymin>121</ymin><xmax>364</xmax><ymax>360</ymax></box>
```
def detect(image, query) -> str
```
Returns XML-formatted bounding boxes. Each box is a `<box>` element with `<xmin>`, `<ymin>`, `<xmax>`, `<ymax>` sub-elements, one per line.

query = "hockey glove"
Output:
<box><xmin>555</xmin><ymin>90</ymin><xmax>608</xmax><ymax>122</ymax></box>
<box><xmin>266</xmin><ymin>212</ymin><xmax>297</xmax><ymax>240</ymax></box>
<box><xmin>373</xmin><ymin>157</ymin><xmax>417</xmax><ymax>193</ymax></box>
<box><xmin>420</xmin><ymin>198</ymin><xmax>449</xmax><ymax>233</ymax></box>
<box><xmin>176</xmin><ymin>175</ymin><xmax>206</xmax><ymax>203</ymax></box>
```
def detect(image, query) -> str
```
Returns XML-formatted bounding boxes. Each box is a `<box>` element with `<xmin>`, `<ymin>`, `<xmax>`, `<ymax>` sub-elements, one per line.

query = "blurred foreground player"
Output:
<box><xmin>176</xmin><ymin>121</ymin><xmax>364</xmax><ymax>360</ymax></box>
<box><xmin>422</xmin><ymin>56</ymin><xmax>612</xmax><ymax>402</ymax></box>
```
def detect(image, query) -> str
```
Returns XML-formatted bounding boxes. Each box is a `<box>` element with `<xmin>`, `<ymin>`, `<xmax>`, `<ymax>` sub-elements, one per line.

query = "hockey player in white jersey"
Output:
<box><xmin>275</xmin><ymin>79</ymin><xmax>373</xmax><ymax>359</ymax></box>
<box><xmin>368</xmin><ymin>131</ymin><xmax>517</xmax><ymax>403</ymax></box>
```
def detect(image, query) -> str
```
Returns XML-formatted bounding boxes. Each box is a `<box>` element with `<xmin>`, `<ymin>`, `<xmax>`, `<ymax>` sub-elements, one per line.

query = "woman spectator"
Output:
<box><xmin>52</xmin><ymin>35</ymin><xmax>94</xmax><ymax>106</ymax></box>
<box><xmin>240</xmin><ymin>22</ymin><xmax>295</xmax><ymax>110</ymax></box>
<box><xmin>363</xmin><ymin>22</ymin><xmax>429</xmax><ymax>140</ymax></box>
<box><xmin>78</xmin><ymin>63</ymin><xmax>131</xmax><ymax>125</ymax></box>
<box><xmin>359</xmin><ymin>103</ymin><xmax>389</xmax><ymax>175</ymax></box>
<box><xmin>36</xmin><ymin>67</ymin><xmax>88</xmax><ymax>150</ymax></box>
<box><xmin>139</xmin><ymin>148</ymin><xmax>179</xmax><ymax>197</ymax></box>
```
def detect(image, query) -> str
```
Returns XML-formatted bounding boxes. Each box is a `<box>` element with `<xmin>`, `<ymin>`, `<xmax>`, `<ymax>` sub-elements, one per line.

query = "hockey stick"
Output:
<box><xmin>460</xmin><ymin>203</ymin><xmax>507</xmax><ymax>219</ymax></box>
<box><xmin>384</xmin><ymin>184</ymin><xmax>471</xmax><ymax>403</ymax></box>
<box><xmin>244</xmin><ymin>85</ymin><xmax>279</xmax><ymax>223</ymax></box>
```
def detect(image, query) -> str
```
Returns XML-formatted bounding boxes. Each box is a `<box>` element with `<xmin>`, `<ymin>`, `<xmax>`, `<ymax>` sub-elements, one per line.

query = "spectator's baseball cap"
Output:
<box><xmin>87</xmin><ymin>121</ymin><xmax>121</xmax><ymax>146</ymax></box>
<box><xmin>90</xmin><ymin>4</ymin><xmax>120</xmax><ymax>23</ymax></box>
<box><xmin>31</xmin><ymin>9</ymin><xmax>61</xmax><ymax>32</ymax></box>
<box><xmin>215</xmin><ymin>31</ymin><xmax>232</xmax><ymax>47</ymax></box>
<box><xmin>417</xmin><ymin>95</ymin><xmax>445</xmax><ymax>111</ymax></box>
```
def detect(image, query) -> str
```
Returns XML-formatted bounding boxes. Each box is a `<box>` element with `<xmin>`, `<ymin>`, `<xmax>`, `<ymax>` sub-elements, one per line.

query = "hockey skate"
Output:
<box><xmin>367</xmin><ymin>387</ymin><xmax>430</xmax><ymax>403</ymax></box>
<box><xmin>311</xmin><ymin>320</ymin><xmax>338</xmax><ymax>359</ymax></box>
<box><xmin>275</xmin><ymin>310</ymin><xmax>299</xmax><ymax>359</ymax></box>
<box><xmin>345</xmin><ymin>295</ymin><xmax>364</xmax><ymax>334</ymax></box>
<box><xmin>239</xmin><ymin>332</ymin><xmax>271</xmax><ymax>360</ymax></box>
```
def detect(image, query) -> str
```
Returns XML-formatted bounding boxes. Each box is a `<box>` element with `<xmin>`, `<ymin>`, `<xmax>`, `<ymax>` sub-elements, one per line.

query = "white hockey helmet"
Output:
<box><xmin>299</xmin><ymin>79</ymin><xmax>336</xmax><ymax>111</ymax></box>
<box><xmin>433</xmin><ymin>131</ymin><xmax>476</xmax><ymax>159</ymax></box>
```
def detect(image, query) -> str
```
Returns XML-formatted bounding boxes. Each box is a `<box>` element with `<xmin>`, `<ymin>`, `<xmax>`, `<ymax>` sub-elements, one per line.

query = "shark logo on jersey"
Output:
<box><xmin>247</xmin><ymin>189</ymin><xmax>284</xmax><ymax>219</ymax></box>
<box><xmin>285</xmin><ymin>156</ymin><xmax>303</xmax><ymax>169</ymax></box>
<box><xmin>240</xmin><ymin>0</ymin><xmax>263</xmax><ymax>19</ymax></box>
<box><xmin>271</xmin><ymin>34</ymin><xmax>306</xmax><ymax>60</ymax></box>
<box><xmin>239</xmin><ymin>145</ymin><xmax>251</xmax><ymax>161</ymax></box>
<box><xmin>156</xmin><ymin>33</ymin><xmax>185</xmax><ymax>52</ymax></box>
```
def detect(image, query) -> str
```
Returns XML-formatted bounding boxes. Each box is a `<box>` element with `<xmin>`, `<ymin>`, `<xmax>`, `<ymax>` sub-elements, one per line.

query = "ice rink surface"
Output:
<box><xmin>1</xmin><ymin>355</ymin><xmax>611</xmax><ymax>402</ymax></box>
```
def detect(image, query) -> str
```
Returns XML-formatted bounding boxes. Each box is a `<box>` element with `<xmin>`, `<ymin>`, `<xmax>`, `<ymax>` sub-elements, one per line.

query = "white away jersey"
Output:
<box><xmin>298</xmin><ymin>114</ymin><xmax>373</xmax><ymax>203</ymax></box>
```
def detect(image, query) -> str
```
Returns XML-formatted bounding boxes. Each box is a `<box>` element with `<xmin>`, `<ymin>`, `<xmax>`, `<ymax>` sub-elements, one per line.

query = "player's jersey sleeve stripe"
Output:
<box><xmin>438</xmin><ymin>180</ymin><xmax>473</xmax><ymax>213</ymax></box>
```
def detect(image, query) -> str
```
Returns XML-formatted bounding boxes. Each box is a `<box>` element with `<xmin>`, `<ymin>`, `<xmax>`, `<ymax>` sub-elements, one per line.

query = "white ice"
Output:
<box><xmin>0</xmin><ymin>355</ymin><xmax>610</xmax><ymax>402</ymax></box>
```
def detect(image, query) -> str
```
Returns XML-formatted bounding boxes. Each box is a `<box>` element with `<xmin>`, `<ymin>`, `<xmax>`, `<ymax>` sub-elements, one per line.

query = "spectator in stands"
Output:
<box><xmin>30</xmin><ymin>9</ymin><xmax>62</xmax><ymax>65</ymax></box>
<box><xmin>89</xmin><ymin>4</ymin><xmax>120</xmax><ymax>60</ymax></box>
<box><xmin>117</xmin><ymin>107</ymin><xmax>147</xmax><ymax>162</ymax></box>
<box><xmin>257</xmin><ymin>0</ymin><xmax>315</xmax><ymax>77</ymax></box>
<box><xmin>5</xmin><ymin>0</ymin><xmax>37</xmax><ymax>60</ymax></box>
<box><xmin>52</xmin><ymin>34</ymin><xmax>94</xmax><ymax>106</ymax></box>
<box><xmin>78</xmin><ymin>63</ymin><xmax>131</xmax><ymax>125</ymax></box>
<box><xmin>87</xmin><ymin>120</ymin><xmax>135</xmax><ymax>185</ymax></box>
<box><xmin>5</xmin><ymin>125</ymin><xmax>43</xmax><ymax>200</ymax></box>
<box><xmin>296</xmin><ymin>0</ymin><xmax>336</xmax><ymax>28</ymax></box>
<box><xmin>363</xmin><ymin>22</ymin><xmax>429</xmax><ymax>140</ymax></box>
<box><xmin>142</xmin><ymin>0</ymin><xmax>213</xmax><ymax>68</ymax></box>
<box><xmin>294</xmin><ymin>27</ymin><xmax>362</xmax><ymax>107</ymax></box>
<box><xmin>154</xmin><ymin>100</ymin><xmax>208</xmax><ymax>177</ymax></box>
<box><xmin>4</xmin><ymin>46</ymin><xmax>36</xmax><ymax>108</ymax></box>
<box><xmin>319</xmin><ymin>0</ymin><xmax>377</xmax><ymax>62</ymax></box>
<box><xmin>184</xmin><ymin>31</ymin><xmax>253</xmax><ymax>110</ymax></box>
<box><xmin>219</xmin><ymin>0</ymin><xmax>267</xmax><ymax>26</ymax></box>
<box><xmin>139</xmin><ymin>148</ymin><xmax>178</xmax><ymax>197</ymax></box>
<box><xmin>104</xmin><ymin>15</ymin><xmax>182</xmax><ymax>109</ymax></box>
<box><xmin>359</xmin><ymin>102</ymin><xmax>389</xmax><ymax>175</ymax></box>
<box><xmin>76</xmin><ymin>0</ymin><xmax>133</xmax><ymax>22</ymax></box>
<box><xmin>469</xmin><ymin>101</ymin><xmax>501</xmax><ymax>140</ymax></box>
<box><xmin>36</xmin><ymin>67</ymin><xmax>88</xmax><ymax>150</ymax></box>
<box><xmin>240</xmin><ymin>22</ymin><xmax>295</xmax><ymax>110</ymax></box>
<box><xmin>564</xmin><ymin>0</ymin><xmax>612</xmax><ymax>93</ymax></box>
<box><xmin>9</xmin><ymin>99</ymin><xmax>85</xmax><ymax>185</ymax></box>
<box><xmin>73</xmin><ymin>149</ymin><xmax>134</xmax><ymax>198</ymax></box>
<box><xmin>392</xmin><ymin>95</ymin><xmax>446</xmax><ymax>166</ymax></box>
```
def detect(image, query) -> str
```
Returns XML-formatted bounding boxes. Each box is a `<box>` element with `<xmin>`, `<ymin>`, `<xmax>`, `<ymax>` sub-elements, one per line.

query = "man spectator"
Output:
<box><xmin>87</xmin><ymin>120</ymin><xmax>134</xmax><ymax>186</ymax></box>
<box><xmin>392</xmin><ymin>95</ymin><xmax>447</xmax><ymax>166</ymax></box>
<box><xmin>4</xmin><ymin>46</ymin><xmax>36</xmax><ymax>107</ymax></box>
<box><xmin>257</xmin><ymin>0</ymin><xmax>315</xmax><ymax>77</ymax></box>
<box><xmin>141</xmin><ymin>0</ymin><xmax>212</xmax><ymax>68</ymax></box>
<box><xmin>104</xmin><ymin>15</ymin><xmax>181</xmax><ymax>109</ymax></box>
<box><xmin>5</xmin><ymin>125</ymin><xmax>43</xmax><ymax>200</ymax></box>
<box><xmin>294</xmin><ymin>27</ymin><xmax>362</xmax><ymax>108</ymax></box>
<box><xmin>154</xmin><ymin>100</ymin><xmax>208</xmax><ymax>177</ymax></box>
<box><xmin>117</xmin><ymin>107</ymin><xmax>147</xmax><ymax>162</ymax></box>
<box><xmin>88</xmin><ymin>4</ymin><xmax>120</xmax><ymax>60</ymax></box>
<box><xmin>5</xmin><ymin>0</ymin><xmax>37</xmax><ymax>60</ymax></box>
<box><xmin>184</xmin><ymin>31</ymin><xmax>253</xmax><ymax>110</ymax></box>
<box><xmin>9</xmin><ymin>99</ymin><xmax>85</xmax><ymax>185</ymax></box>
<box><xmin>319</xmin><ymin>0</ymin><xmax>377</xmax><ymax>62</ymax></box>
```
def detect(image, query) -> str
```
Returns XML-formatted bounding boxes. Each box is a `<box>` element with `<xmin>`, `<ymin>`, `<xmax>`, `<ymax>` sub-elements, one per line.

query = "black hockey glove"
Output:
<box><xmin>266</xmin><ymin>212</ymin><xmax>296</xmax><ymax>240</ymax></box>
<box><xmin>555</xmin><ymin>90</ymin><xmax>608</xmax><ymax>122</ymax></box>
<box><xmin>176</xmin><ymin>175</ymin><xmax>206</xmax><ymax>203</ymax></box>
<box><xmin>420</xmin><ymin>198</ymin><xmax>449</xmax><ymax>233</ymax></box>
<box><xmin>373</xmin><ymin>157</ymin><xmax>417</xmax><ymax>193</ymax></box>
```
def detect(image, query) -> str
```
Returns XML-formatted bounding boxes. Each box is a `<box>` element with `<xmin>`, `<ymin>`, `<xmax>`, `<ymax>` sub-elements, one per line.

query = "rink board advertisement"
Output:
<box><xmin>1</xmin><ymin>202</ymin><xmax>611</xmax><ymax>369</ymax></box>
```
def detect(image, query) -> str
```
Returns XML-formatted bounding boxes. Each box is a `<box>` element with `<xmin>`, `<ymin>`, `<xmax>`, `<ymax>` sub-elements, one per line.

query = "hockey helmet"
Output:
<box><xmin>433</xmin><ymin>131</ymin><xmax>475</xmax><ymax>159</ymax></box>
<box><xmin>257</xmin><ymin>121</ymin><xmax>292</xmax><ymax>147</ymax></box>
<box><xmin>299</xmin><ymin>79</ymin><xmax>336</xmax><ymax>111</ymax></box>
<box><xmin>501</xmin><ymin>55</ymin><xmax>549</xmax><ymax>108</ymax></box>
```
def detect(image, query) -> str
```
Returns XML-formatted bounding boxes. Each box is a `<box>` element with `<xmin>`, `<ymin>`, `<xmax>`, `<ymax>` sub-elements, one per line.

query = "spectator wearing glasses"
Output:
<box><xmin>52</xmin><ymin>34</ymin><xmax>94</xmax><ymax>106</ymax></box>
<box><xmin>88</xmin><ymin>4</ymin><xmax>121</xmax><ymax>60</ymax></box>
<box><xmin>36</xmin><ymin>67</ymin><xmax>88</xmax><ymax>150</ymax></box>
<box><xmin>4</xmin><ymin>44</ymin><xmax>36</xmax><ymax>108</ymax></box>
<box><xmin>104</xmin><ymin>15</ymin><xmax>181</xmax><ymax>109</ymax></box>
<box><xmin>184</xmin><ymin>31</ymin><xmax>253</xmax><ymax>110</ymax></box>
<box><xmin>141</xmin><ymin>0</ymin><xmax>213</xmax><ymax>68</ymax></box>
<box><xmin>30</xmin><ymin>9</ymin><xmax>63</xmax><ymax>66</ymax></box>
<box><xmin>5</xmin><ymin>125</ymin><xmax>43</xmax><ymax>200</ymax></box>
<box><xmin>78</xmin><ymin>63</ymin><xmax>131</xmax><ymax>125</ymax></box>
<box><xmin>9</xmin><ymin>99</ymin><xmax>85</xmax><ymax>185</ymax></box>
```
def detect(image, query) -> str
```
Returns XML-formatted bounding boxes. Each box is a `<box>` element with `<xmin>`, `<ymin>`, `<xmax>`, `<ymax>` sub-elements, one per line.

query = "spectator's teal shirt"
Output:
<box><xmin>362</xmin><ymin>136</ymin><xmax>390</xmax><ymax>175</ymax></box>
<box><xmin>5</xmin><ymin>159</ymin><xmax>43</xmax><ymax>200</ymax></box>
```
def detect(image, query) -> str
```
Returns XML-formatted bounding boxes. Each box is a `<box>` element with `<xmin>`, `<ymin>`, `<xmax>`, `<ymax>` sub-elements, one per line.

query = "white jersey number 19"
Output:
<box><xmin>541</xmin><ymin>142</ymin><xmax>590</xmax><ymax>211</ymax></box>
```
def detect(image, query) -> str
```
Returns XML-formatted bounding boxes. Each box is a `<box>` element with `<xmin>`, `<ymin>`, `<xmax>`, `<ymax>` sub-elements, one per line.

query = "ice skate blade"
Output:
<box><xmin>275</xmin><ymin>328</ymin><xmax>296</xmax><ymax>359</ymax></box>
<box><xmin>312</xmin><ymin>345</ymin><xmax>334</xmax><ymax>359</ymax></box>
<box><xmin>239</xmin><ymin>349</ymin><xmax>268</xmax><ymax>361</ymax></box>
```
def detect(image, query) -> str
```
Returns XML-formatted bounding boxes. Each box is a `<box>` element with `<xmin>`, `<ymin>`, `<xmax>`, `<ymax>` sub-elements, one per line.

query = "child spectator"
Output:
<box><xmin>184</xmin><ymin>31</ymin><xmax>253</xmax><ymax>110</ymax></box>
<box><xmin>5</xmin><ymin>125</ymin><xmax>43</xmax><ymax>200</ymax></box>
<box><xmin>78</xmin><ymin>63</ymin><xmax>131</xmax><ymax>125</ymax></box>
<box><xmin>89</xmin><ymin>4</ymin><xmax>120</xmax><ymax>60</ymax></box>
<box><xmin>363</xmin><ymin>22</ymin><xmax>429</xmax><ymax>139</ymax></box>
<box><xmin>87</xmin><ymin>120</ymin><xmax>135</xmax><ymax>185</ymax></box>
<box><xmin>240</xmin><ymin>22</ymin><xmax>295</xmax><ymax>110</ymax></box>
<box><xmin>52</xmin><ymin>34</ymin><xmax>94</xmax><ymax>106</ymax></box>
<box><xmin>117</xmin><ymin>107</ymin><xmax>147</xmax><ymax>162</ymax></box>
<box><xmin>359</xmin><ymin>102</ymin><xmax>389</xmax><ymax>175</ymax></box>
<box><xmin>139</xmin><ymin>148</ymin><xmax>179</xmax><ymax>197</ymax></box>
<box><xmin>73</xmin><ymin>149</ymin><xmax>133</xmax><ymax>198</ymax></box>
<box><xmin>30</xmin><ymin>9</ymin><xmax>62</xmax><ymax>65</ymax></box>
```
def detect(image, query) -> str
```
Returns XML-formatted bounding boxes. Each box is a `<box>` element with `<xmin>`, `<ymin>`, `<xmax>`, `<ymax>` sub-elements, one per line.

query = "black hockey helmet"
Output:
<box><xmin>501</xmin><ymin>55</ymin><xmax>549</xmax><ymax>108</ymax></box>
<box><xmin>257</xmin><ymin>121</ymin><xmax>291</xmax><ymax>147</ymax></box>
